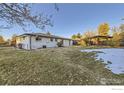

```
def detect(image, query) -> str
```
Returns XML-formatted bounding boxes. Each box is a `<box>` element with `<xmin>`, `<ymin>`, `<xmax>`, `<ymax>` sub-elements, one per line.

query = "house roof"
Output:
<box><xmin>18</xmin><ymin>33</ymin><xmax>72</xmax><ymax>40</ymax></box>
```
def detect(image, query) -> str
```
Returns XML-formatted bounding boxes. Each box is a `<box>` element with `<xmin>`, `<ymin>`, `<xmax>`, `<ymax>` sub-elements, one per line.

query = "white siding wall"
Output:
<box><xmin>63</xmin><ymin>40</ymin><xmax>70</xmax><ymax>46</ymax></box>
<box><xmin>16</xmin><ymin>36</ymin><xmax>30</xmax><ymax>50</ymax></box>
<box><xmin>63</xmin><ymin>40</ymin><xmax>73</xmax><ymax>46</ymax></box>
<box><xmin>31</xmin><ymin>36</ymin><xmax>58</xmax><ymax>49</ymax></box>
<box><xmin>16</xmin><ymin>35</ymin><xmax>73</xmax><ymax>50</ymax></box>
<box><xmin>70</xmin><ymin>40</ymin><xmax>73</xmax><ymax>46</ymax></box>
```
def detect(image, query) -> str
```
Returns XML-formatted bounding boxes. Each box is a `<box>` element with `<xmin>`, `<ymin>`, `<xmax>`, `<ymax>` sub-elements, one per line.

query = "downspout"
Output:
<box><xmin>29</xmin><ymin>36</ymin><xmax>32</xmax><ymax>50</ymax></box>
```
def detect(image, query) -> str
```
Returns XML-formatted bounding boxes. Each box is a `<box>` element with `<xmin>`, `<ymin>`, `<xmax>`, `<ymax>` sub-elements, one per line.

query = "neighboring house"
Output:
<box><xmin>16</xmin><ymin>33</ymin><xmax>73</xmax><ymax>50</ymax></box>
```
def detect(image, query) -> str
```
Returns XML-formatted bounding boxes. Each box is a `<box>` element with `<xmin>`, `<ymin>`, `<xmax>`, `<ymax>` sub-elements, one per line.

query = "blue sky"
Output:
<box><xmin>0</xmin><ymin>3</ymin><xmax>124</xmax><ymax>40</ymax></box>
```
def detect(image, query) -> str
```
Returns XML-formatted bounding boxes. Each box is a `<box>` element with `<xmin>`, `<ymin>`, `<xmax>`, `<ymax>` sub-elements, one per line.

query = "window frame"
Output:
<box><xmin>35</xmin><ymin>36</ymin><xmax>42</xmax><ymax>41</ymax></box>
<box><xmin>55</xmin><ymin>38</ymin><xmax>57</xmax><ymax>42</ymax></box>
<box><xmin>22</xmin><ymin>36</ymin><xmax>26</xmax><ymax>40</ymax></box>
<box><xmin>50</xmin><ymin>38</ymin><xmax>54</xmax><ymax>42</ymax></box>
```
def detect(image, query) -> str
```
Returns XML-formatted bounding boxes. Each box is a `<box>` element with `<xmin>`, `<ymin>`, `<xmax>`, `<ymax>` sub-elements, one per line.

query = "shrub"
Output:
<box><xmin>57</xmin><ymin>41</ymin><xmax>63</xmax><ymax>47</ymax></box>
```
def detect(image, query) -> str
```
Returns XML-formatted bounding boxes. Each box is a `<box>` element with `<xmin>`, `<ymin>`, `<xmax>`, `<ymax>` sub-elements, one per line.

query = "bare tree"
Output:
<box><xmin>83</xmin><ymin>30</ymin><xmax>96</xmax><ymax>46</ymax></box>
<box><xmin>0</xmin><ymin>3</ymin><xmax>56</xmax><ymax>31</ymax></box>
<box><xmin>84</xmin><ymin>30</ymin><xmax>96</xmax><ymax>38</ymax></box>
<box><xmin>119</xmin><ymin>24</ymin><xmax>124</xmax><ymax>32</ymax></box>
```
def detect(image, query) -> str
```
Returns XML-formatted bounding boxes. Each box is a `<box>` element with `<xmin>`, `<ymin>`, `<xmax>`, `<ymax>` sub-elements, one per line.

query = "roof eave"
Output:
<box><xmin>17</xmin><ymin>33</ymin><xmax>72</xmax><ymax>40</ymax></box>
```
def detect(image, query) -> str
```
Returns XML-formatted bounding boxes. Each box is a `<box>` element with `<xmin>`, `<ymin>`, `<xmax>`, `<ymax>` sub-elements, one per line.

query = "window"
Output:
<box><xmin>50</xmin><ymin>38</ymin><xmax>53</xmax><ymax>42</ymax></box>
<box><xmin>36</xmin><ymin>37</ymin><xmax>42</xmax><ymax>41</ymax></box>
<box><xmin>55</xmin><ymin>38</ymin><xmax>57</xmax><ymax>42</ymax></box>
<box><xmin>22</xmin><ymin>36</ymin><xmax>25</xmax><ymax>40</ymax></box>
<box><xmin>43</xmin><ymin>45</ymin><xmax>47</xmax><ymax>48</ymax></box>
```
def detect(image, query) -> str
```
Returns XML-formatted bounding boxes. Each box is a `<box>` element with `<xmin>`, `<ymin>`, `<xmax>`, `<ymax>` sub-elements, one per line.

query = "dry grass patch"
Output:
<box><xmin>0</xmin><ymin>47</ymin><xmax>123</xmax><ymax>85</ymax></box>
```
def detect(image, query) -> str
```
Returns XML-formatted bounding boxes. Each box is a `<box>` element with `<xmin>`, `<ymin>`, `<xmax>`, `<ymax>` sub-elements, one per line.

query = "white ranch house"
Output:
<box><xmin>16</xmin><ymin>33</ymin><xmax>73</xmax><ymax>50</ymax></box>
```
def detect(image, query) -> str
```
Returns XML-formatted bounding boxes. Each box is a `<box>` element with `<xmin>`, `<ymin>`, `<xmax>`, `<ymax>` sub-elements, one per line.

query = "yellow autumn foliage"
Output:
<box><xmin>0</xmin><ymin>36</ymin><xmax>5</xmax><ymax>44</ymax></box>
<box><xmin>98</xmin><ymin>23</ymin><xmax>110</xmax><ymax>36</ymax></box>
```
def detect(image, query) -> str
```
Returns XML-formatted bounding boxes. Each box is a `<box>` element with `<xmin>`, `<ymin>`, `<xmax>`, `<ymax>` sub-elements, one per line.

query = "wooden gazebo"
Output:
<box><xmin>89</xmin><ymin>35</ymin><xmax>113</xmax><ymax>45</ymax></box>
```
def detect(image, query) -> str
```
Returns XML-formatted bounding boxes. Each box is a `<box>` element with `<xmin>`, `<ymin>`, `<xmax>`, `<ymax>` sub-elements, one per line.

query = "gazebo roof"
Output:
<box><xmin>90</xmin><ymin>35</ymin><xmax>113</xmax><ymax>39</ymax></box>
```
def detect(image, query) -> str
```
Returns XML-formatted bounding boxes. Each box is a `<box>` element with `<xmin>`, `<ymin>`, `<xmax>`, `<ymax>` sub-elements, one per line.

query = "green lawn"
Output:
<box><xmin>0</xmin><ymin>46</ymin><xmax>123</xmax><ymax>85</ymax></box>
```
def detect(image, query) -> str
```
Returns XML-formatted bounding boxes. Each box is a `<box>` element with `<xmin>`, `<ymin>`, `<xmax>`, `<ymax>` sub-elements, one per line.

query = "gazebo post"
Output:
<box><xmin>97</xmin><ymin>37</ymin><xmax>100</xmax><ymax>45</ymax></box>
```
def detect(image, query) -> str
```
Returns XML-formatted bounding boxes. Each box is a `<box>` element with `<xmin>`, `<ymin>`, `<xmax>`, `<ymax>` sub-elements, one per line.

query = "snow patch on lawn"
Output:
<box><xmin>81</xmin><ymin>48</ymin><xmax>124</xmax><ymax>74</ymax></box>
